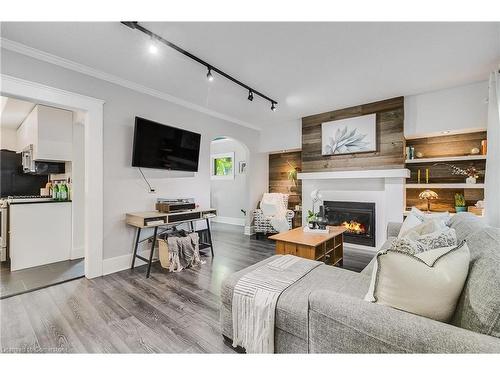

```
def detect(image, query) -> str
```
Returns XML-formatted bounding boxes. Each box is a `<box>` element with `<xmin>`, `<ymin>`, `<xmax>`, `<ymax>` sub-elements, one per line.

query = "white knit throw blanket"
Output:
<box><xmin>260</xmin><ymin>193</ymin><xmax>289</xmax><ymax>233</ymax></box>
<box><xmin>232</xmin><ymin>255</ymin><xmax>322</xmax><ymax>353</ymax></box>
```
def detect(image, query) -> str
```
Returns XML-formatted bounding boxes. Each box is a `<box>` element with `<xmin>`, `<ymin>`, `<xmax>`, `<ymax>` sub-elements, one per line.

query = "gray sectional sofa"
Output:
<box><xmin>220</xmin><ymin>212</ymin><xmax>500</xmax><ymax>353</ymax></box>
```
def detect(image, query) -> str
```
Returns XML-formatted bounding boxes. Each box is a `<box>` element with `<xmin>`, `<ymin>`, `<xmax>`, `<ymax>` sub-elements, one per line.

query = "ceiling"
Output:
<box><xmin>1</xmin><ymin>22</ymin><xmax>499</xmax><ymax>130</ymax></box>
<box><xmin>0</xmin><ymin>95</ymin><xmax>35</xmax><ymax>129</ymax></box>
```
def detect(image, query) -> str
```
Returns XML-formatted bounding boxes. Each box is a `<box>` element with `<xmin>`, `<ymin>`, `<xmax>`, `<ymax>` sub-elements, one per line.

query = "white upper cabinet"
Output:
<box><xmin>17</xmin><ymin>105</ymin><xmax>73</xmax><ymax>161</ymax></box>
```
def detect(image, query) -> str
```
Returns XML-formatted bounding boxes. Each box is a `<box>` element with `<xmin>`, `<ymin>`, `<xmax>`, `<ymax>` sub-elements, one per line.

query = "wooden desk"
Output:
<box><xmin>126</xmin><ymin>209</ymin><xmax>216</xmax><ymax>277</ymax></box>
<box><xmin>269</xmin><ymin>226</ymin><xmax>346</xmax><ymax>267</ymax></box>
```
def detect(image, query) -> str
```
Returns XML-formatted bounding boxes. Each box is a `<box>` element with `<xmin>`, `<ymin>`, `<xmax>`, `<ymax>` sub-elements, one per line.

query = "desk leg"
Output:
<box><xmin>206</xmin><ymin>218</ymin><xmax>214</xmax><ymax>257</ymax></box>
<box><xmin>146</xmin><ymin>226</ymin><xmax>158</xmax><ymax>278</ymax></box>
<box><xmin>131</xmin><ymin>227</ymin><xmax>141</xmax><ymax>269</ymax></box>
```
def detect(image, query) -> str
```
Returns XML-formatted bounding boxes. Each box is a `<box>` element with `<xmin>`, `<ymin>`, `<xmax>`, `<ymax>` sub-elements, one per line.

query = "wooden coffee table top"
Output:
<box><xmin>269</xmin><ymin>226</ymin><xmax>346</xmax><ymax>247</ymax></box>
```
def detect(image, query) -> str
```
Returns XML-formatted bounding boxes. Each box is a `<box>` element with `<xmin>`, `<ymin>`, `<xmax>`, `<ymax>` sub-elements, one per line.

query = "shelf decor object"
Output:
<box><xmin>455</xmin><ymin>193</ymin><xmax>467</xmax><ymax>213</ymax></box>
<box><xmin>419</xmin><ymin>189</ymin><xmax>439</xmax><ymax>212</ymax></box>
<box><xmin>432</xmin><ymin>163</ymin><xmax>482</xmax><ymax>184</ymax></box>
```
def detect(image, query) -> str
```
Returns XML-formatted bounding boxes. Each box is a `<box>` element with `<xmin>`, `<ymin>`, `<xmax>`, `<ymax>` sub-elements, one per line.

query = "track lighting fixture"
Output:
<box><xmin>121</xmin><ymin>21</ymin><xmax>278</xmax><ymax>111</ymax></box>
<box><xmin>206</xmin><ymin>67</ymin><xmax>214</xmax><ymax>82</ymax></box>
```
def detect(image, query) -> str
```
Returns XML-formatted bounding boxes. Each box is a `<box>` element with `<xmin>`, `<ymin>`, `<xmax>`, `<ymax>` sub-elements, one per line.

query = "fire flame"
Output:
<box><xmin>341</xmin><ymin>220</ymin><xmax>366</xmax><ymax>234</ymax></box>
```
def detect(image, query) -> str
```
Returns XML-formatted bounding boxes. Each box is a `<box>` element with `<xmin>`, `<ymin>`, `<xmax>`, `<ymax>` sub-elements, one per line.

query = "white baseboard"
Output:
<box><xmin>211</xmin><ymin>216</ymin><xmax>245</xmax><ymax>226</ymax></box>
<box><xmin>102</xmin><ymin>249</ymin><xmax>155</xmax><ymax>276</ymax></box>
<box><xmin>244</xmin><ymin>225</ymin><xmax>255</xmax><ymax>236</ymax></box>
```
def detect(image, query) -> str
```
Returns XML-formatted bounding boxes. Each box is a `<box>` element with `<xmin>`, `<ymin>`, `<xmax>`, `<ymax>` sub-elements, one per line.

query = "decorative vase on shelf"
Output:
<box><xmin>466</xmin><ymin>176</ymin><xmax>477</xmax><ymax>184</ymax></box>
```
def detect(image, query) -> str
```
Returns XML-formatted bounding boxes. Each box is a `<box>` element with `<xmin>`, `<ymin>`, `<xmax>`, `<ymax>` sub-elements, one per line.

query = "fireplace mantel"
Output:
<box><xmin>298</xmin><ymin>168</ymin><xmax>410</xmax><ymax>180</ymax></box>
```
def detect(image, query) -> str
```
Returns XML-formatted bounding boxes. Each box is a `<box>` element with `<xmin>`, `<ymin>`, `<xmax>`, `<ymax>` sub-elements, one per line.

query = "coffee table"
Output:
<box><xmin>269</xmin><ymin>226</ymin><xmax>346</xmax><ymax>267</ymax></box>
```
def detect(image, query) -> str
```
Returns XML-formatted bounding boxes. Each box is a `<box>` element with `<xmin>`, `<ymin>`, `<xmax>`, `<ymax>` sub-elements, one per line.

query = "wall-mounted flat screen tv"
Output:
<box><xmin>132</xmin><ymin>117</ymin><xmax>201</xmax><ymax>172</ymax></box>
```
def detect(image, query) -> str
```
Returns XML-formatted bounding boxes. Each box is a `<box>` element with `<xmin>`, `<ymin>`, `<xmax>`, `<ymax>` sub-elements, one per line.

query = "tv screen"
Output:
<box><xmin>132</xmin><ymin>117</ymin><xmax>201</xmax><ymax>172</ymax></box>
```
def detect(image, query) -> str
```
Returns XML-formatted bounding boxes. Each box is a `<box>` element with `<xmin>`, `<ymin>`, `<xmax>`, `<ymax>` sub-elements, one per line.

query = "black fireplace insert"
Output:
<box><xmin>324</xmin><ymin>201</ymin><xmax>376</xmax><ymax>247</ymax></box>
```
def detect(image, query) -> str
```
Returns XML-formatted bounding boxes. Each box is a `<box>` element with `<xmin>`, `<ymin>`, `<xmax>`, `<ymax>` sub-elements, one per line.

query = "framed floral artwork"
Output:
<box><xmin>321</xmin><ymin>113</ymin><xmax>377</xmax><ymax>155</ymax></box>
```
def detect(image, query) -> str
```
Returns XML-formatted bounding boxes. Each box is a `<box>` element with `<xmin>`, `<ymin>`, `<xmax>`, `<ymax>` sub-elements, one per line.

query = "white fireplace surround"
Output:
<box><xmin>298</xmin><ymin>169</ymin><xmax>410</xmax><ymax>252</ymax></box>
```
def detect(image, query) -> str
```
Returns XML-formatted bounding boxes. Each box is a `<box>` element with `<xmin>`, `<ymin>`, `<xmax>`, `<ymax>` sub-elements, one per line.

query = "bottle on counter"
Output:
<box><xmin>52</xmin><ymin>181</ymin><xmax>59</xmax><ymax>200</ymax></box>
<box><xmin>60</xmin><ymin>181</ymin><xmax>68</xmax><ymax>201</ymax></box>
<box><xmin>67</xmin><ymin>178</ymin><xmax>72</xmax><ymax>201</ymax></box>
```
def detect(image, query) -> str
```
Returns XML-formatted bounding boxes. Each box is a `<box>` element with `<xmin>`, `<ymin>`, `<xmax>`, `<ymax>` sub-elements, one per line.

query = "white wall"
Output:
<box><xmin>210</xmin><ymin>138</ymin><xmax>248</xmax><ymax>226</ymax></box>
<box><xmin>0</xmin><ymin>127</ymin><xmax>18</xmax><ymax>151</ymax></box>
<box><xmin>405</xmin><ymin>81</ymin><xmax>488</xmax><ymax>138</ymax></box>
<box><xmin>259</xmin><ymin>119</ymin><xmax>301</xmax><ymax>153</ymax></box>
<box><xmin>1</xmin><ymin>48</ymin><xmax>265</xmax><ymax>261</ymax></box>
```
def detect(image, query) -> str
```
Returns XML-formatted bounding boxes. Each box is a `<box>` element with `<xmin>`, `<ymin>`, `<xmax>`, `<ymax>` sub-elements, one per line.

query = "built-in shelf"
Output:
<box><xmin>406</xmin><ymin>183</ymin><xmax>485</xmax><ymax>189</ymax></box>
<box><xmin>405</xmin><ymin>155</ymin><xmax>486</xmax><ymax>164</ymax></box>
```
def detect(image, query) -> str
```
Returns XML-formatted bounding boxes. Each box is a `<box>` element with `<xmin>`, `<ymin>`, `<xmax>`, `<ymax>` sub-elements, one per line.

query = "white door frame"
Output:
<box><xmin>1</xmin><ymin>74</ymin><xmax>104</xmax><ymax>278</ymax></box>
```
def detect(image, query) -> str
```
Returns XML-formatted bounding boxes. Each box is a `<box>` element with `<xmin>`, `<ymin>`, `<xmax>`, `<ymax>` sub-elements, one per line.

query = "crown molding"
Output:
<box><xmin>0</xmin><ymin>37</ymin><xmax>261</xmax><ymax>131</ymax></box>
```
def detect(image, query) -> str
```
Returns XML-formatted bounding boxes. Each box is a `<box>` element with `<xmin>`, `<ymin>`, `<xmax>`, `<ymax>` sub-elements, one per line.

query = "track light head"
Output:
<box><xmin>248</xmin><ymin>90</ymin><xmax>254</xmax><ymax>101</ymax></box>
<box><xmin>148</xmin><ymin>35</ymin><xmax>158</xmax><ymax>54</ymax></box>
<box><xmin>149</xmin><ymin>43</ymin><xmax>158</xmax><ymax>54</ymax></box>
<box><xmin>206</xmin><ymin>67</ymin><xmax>214</xmax><ymax>82</ymax></box>
<box><xmin>271</xmin><ymin>102</ymin><xmax>277</xmax><ymax>112</ymax></box>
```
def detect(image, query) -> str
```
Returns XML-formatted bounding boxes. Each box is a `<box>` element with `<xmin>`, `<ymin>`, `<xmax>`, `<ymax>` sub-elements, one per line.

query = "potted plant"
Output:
<box><xmin>455</xmin><ymin>193</ymin><xmax>467</xmax><ymax>213</ymax></box>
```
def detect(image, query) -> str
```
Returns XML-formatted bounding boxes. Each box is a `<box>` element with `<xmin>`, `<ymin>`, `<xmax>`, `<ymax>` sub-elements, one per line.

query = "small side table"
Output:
<box><xmin>269</xmin><ymin>226</ymin><xmax>346</xmax><ymax>267</ymax></box>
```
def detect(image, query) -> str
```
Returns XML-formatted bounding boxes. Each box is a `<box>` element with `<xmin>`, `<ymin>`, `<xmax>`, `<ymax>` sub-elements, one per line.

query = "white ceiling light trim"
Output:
<box><xmin>0</xmin><ymin>37</ymin><xmax>261</xmax><ymax>131</ymax></box>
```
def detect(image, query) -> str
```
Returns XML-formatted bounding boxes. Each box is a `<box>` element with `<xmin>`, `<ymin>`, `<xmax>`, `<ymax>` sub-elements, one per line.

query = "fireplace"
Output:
<box><xmin>324</xmin><ymin>201</ymin><xmax>376</xmax><ymax>247</ymax></box>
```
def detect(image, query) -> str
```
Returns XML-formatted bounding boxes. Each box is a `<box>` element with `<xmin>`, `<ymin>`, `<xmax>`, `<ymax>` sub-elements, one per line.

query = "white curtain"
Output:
<box><xmin>484</xmin><ymin>70</ymin><xmax>500</xmax><ymax>227</ymax></box>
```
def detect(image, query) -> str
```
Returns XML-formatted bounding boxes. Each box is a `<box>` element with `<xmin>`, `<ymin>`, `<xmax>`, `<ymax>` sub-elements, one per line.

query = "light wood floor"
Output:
<box><xmin>0</xmin><ymin>224</ymin><xmax>372</xmax><ymax>353</ymax></box>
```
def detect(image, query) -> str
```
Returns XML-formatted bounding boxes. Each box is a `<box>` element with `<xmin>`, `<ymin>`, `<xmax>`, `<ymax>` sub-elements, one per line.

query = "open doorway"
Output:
<box><xmin>209</xmin><ymin>136</ymin><xmax>250</xmax><ymax>230</ymax></box>
<box><xmin>0</xmin><ymin>95</ymin><xmax>86</xmax><ymax>299</ymax></box>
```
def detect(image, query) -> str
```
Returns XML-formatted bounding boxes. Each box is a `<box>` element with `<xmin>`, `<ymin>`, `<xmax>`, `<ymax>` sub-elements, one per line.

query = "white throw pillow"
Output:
<box><xmin>364</xmin><ymin>242</ymin><xmax>470</xmax><ymax>322</ymax></box>
<box><xmin>411</xmin><ymin>207</ymin><xmax>451</xmax><ymax>226</ymax></box>
<box><xmin>408</xmin><ymin>219</ymin><xmax>447</xmax><ymax>236</ymax></box>
<box><xmin>398</xmin><ymin>213</ymin><xmax>422</xmax><ymax>238</ymax></box>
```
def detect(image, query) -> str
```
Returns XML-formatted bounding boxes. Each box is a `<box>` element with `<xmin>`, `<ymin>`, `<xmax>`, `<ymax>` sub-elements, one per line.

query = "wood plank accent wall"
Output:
<box><xmin>269</xmin><ymin>151</ymin><xmax>302</xmax><ymax>210</ymax></box>
<box><xmin>302</xmin><ymin>97</ymin><xmax>405</xmax><ymax>172</ymax></box>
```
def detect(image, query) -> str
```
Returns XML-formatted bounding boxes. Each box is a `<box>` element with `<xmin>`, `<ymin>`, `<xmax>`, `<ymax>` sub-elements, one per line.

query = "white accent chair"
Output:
<box><xmin>253</xmin><ymin>193</ymin><xmax>294</xmax><ymax>237</ymax></box>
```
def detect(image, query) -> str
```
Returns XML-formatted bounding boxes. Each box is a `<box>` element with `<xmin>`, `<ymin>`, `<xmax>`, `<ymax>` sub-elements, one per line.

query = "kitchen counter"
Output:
<box><xmin>9</xmin><ymin>201</ymin><xmax>72</xmax><ymax>271</ymax></box>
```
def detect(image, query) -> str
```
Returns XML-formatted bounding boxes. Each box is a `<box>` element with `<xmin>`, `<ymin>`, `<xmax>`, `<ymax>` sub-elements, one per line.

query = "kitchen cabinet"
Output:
<box><xmin>9</xmin><ymin>202</ymin><xmax>72</xmax><ymax>271</ymax></box>
<box><xmin>17</xmin><ymin>104</ymin><xmax>73</xmax><ymax>162</ymax></box>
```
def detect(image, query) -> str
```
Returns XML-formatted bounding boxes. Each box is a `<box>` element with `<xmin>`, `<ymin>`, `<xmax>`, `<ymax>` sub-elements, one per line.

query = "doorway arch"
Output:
<box><xmin>209</xmin><ymin>136</ymin><xmax>250</xmax><ymax>230</ymax></box>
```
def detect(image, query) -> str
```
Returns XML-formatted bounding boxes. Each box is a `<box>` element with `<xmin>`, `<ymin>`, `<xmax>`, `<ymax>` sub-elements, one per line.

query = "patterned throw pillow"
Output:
<box><xmin>406</xmin><ymin>228</ymin><xmax>458</xmax><ymax>249</ymax></box>
<box><xmin>390</xmin><ymin>237</ymin><xmax>429</xmax><ymax>255</ymax></box>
